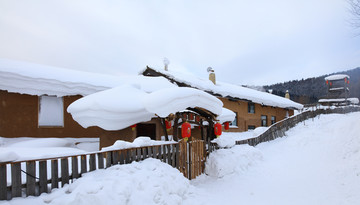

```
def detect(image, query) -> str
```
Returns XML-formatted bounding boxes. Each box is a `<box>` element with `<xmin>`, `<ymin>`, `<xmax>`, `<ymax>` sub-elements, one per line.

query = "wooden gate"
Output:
<box><xmin>178</xmin><ymin>139</ymin><xmax>205</xmax><ymax>179</ymax></box>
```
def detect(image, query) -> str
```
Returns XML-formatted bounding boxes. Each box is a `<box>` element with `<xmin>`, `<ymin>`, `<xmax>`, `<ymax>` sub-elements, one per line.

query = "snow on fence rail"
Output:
<box><xmin>0</xmin><ymin>140</ymin><xmax>207</xmax><ymax>200</ymax></box>
<box><xmin>236</xmin><ymin>106</ymin><xmax>360</xmax><ymax>146</ymax></box>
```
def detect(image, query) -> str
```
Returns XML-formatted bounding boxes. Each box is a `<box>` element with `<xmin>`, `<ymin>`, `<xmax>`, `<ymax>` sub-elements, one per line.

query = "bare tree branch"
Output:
<box><xmin>349</xmin><ymin>0</ymin><xmax>360</xmax><ymax>28</ymax></box>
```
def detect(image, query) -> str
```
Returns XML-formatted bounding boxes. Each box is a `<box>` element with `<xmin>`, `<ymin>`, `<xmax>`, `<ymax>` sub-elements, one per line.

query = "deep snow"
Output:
<box><xmin>1</xmin><ymin>112</ymin><xmax>359</xmax><ymax>205</ymax></box>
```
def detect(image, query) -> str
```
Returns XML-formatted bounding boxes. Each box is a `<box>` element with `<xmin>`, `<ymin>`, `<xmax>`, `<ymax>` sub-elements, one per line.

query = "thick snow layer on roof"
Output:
<box><xmin>68</xmin><ymin>86</ymin><xmax>224</xmax><ymax>130</ymax></box>
<box><xmin>218</xmin><ymin>107</ymin><xmax>236</xmax><ymax>123</ymax></box>
<box><xmin>324</xmin><ymin>74</ymin><xmax>350</xmax><ymax>81</ymax></box>
<box><xmin>143</xmin><ymin>87</ymin><xmax>223</xmax><ymax>117</ymax></box>
<box><xmin>0</xmin><ymin>58</ymin><xmax>175</xmax><ymax>97</ymax></box>
<box><xmin>318</xmin><ymin>98</ymin><xmax>359</xmax><ymax>104</ymax></box>
<box><xmin>144</xmin><ymin>67</ymin><xmax>303</xmax><ymax>110</ymax></box>
<box><xmin>101</xmin><ymin>137</ymin><xmax>175</xmax><ymax>151</ymax></box>
<box><xmin>67</xmin><ymin>85</ymin><xmax>155</xmax><ymax>130</ymax></box>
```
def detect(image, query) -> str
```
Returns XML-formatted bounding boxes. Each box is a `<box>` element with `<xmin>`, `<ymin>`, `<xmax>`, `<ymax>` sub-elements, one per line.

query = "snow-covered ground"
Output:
<box><xmin>1</xmin><ymin>112</ymin><xmax>359</xmax><ymax>205</ymax></box>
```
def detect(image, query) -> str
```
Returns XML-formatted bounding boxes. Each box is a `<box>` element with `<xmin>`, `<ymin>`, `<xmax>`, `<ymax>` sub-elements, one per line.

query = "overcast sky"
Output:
<box><xmin>0</xmin><ymin>0</ymin><xmax>359</xmax><ymax>85</ymax></box>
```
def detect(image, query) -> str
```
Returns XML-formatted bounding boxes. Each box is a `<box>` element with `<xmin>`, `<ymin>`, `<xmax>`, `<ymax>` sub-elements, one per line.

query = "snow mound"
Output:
<box><xmin>101</xmin><ymin>137</ymin><xmax>174</xmax><ymax>151</ymax></box>
<box><xmin>0</xmin><ymin>150</ymin><xmax>19</xmax><ymax>162</ymax></box>
<box><xmin>217</xmin><ymin>107</ymin><xmax>236</xmax><ymax>123</ymax></box>
<box><xmin>68</xmin><ymin>86</ymin><xmax>224</xmax><ymax>131</ymax></box>
<box><xmin>143</xmin><ymin>87</ymin><xmax>223</xmax><ymax>117</ymax></box>
<box><xmin>8</xmin><ymin>138</ymin><xmax>72</xmax><ymax>148</ymax></box>
<box><xmin>9</xmin><ymin>158</ymin><xmax>195</xmax><ymax>205</ymax></box>
<box><xmin>253</xmin><ymin>126</ymin><xmax>269</xmax><ymax>137</ymax></box>
<box><xmin>205</xmin><ymin>145</ymin><xmax>263</xmax><ymax>178</ymax></box>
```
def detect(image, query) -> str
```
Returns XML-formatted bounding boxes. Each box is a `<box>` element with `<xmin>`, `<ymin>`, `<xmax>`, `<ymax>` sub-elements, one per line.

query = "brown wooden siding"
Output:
<box><xmin>219</xmin><ymin>97</ymin><xmax>294</xmax><ymax>132</ymax></box>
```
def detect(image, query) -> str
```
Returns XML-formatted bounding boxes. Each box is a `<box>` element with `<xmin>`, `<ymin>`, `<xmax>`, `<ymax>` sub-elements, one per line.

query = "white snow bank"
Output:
<box><xmin>217</xmin><ymin>107</ymin><xmax>236</xmax><ymax>123</ymax></box>
<box><xmin>144</xmin><ymin>87</ymin><xmax>223</xmax><ymax>117</ymax></box>
<box><xmin>67</xmin><ymin>85</ymin><xmax>155</xmax><ymax>130</ymax></box>
<box><xmin>144</xmin><ymin>67</ymin><xmax>303</xmax><ymax>110</ymax></box>
<box><xmin>318</xmin><ymin>98</ymin><xmax>359</xmax><ymax>104</ymax></box>
<box><xmin>0</xmin><ymin>58</ymin><xmax>175</xmax><ymax>97</ymax></box>
<box><xmin>68</xmin><ymin>86</ymin><xmax>224</xmax><ymax>130</ymax></box>
<box><xmin>0</xmin><ymin>150</ymin><xmax>19</xmax><ymax>162</ymax></box>
<box><xmin>6</xmin><ymin>159</ymin><xmax>196</xmax><ymax>205</ymax></box>
<box><xmin>101</xmin><ymin>137</ymin><xmax>175</xmax><ymax>151</ymax></box>
<box><xmin>204</xmin><ymin>145</ymin><xmax>263</xmax><ymax>178</ymax></box>
<box><xmin>252</xmin><ymin>126</ymin><xmax>269</xmax><ymax>137</ymax></box>
<box><xmin>8</xmin><ymin>138</ymin><xmax>72</xmax><ymax>148</ymax></box>
<box><xmin>324</xmin><ymin>74</ymin><xmax>350</xmax><ymax>81</ymax></box>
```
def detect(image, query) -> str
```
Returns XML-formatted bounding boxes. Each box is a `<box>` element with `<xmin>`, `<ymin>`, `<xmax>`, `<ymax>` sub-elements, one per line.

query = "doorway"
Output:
<box><xmin>136</xmin><ymin>123</ymin><xmax>157</xmax><ymax>140</ymax></box>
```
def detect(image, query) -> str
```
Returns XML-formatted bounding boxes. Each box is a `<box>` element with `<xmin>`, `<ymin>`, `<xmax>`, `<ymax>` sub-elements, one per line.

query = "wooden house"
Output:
<box><xmin>142</xmin><ymin>66</ymin><xmax>303</xmax><ymax>132</ymax></box>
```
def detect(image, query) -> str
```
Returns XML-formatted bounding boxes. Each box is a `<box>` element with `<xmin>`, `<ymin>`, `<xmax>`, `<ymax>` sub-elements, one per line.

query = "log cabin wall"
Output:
<box><xmin>220</xmin><ymin>97</ymin><xmax>294</xmax><ymax>132</ymax></box>
<box><xmin>0</xmin><ymin>90</ymin><xmax>103</xmax><ymax>138</ymax></box>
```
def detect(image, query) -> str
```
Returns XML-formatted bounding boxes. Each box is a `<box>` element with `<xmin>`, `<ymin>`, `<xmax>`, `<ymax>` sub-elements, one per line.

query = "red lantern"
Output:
<box><xmin>347</xmin><ymin>80</ymin><xmax>350</xmax><ymax>84</ymax></box>
<box><xmin>214</xmin><ymin>123</ymin><xmax>222</xmax><ymax>137</ymax></box>
<box><xmin>224</xmin><ymin>122</ymin><xmax>230</xmax><ymax>130</ymax></box>
<box><xmin>330</xmin><ymin>82</ymin><xmax>332</xmax><ymax>86</ymax></box>
<box><xmin>181</xmin><ymin>122</ymin><xmax>191</xmax><ymax>141</ymax></box>
<box><xmin>195</xmin><ymin>115</ymin><xmax>200</xmax><ymax>122</ymax></box>
<box><xmin>165</xmin><ymin>120</ymin><xmax>172</xmax><ymax>131</ymax></box>
<box><xmin>344</xmin><ymin>78</ymin><xmax>347</xmax><ymax>83</ymax></box>
<box><xmin>130</xmin><ymin>124</ymin><xmax>137</xmax><ymax>131</ymax></box>
<box><xmin>326</xmin><ymin>80</ymin><xmax>328</xmax><ymax>85</ymax></box>
<box><xmin>189</xmin><ymin>113</ymin><xmax>194</xmax><ymax>121</ymax></box>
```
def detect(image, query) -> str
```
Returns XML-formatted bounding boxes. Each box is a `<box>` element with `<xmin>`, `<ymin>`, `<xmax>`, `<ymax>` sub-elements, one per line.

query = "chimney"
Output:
<box><xmin>285</xmin><ymin>90</ymin><xmax>290</xmax><ymax>99</ymax></box>
<box><xmin>207</xmin><ymin>67</ymin><xmax>216</xmax><ymax>85</ymax></box>
<box><xmin>163</xmin><ymin>57</ymin><xmax>169</xmax><ymax>71</ymax></box>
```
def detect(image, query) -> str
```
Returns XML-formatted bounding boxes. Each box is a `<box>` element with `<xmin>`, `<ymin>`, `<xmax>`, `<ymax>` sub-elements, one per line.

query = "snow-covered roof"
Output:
<box><xmin>0</xmin><ymin>58</ymin><xmax>175</xmax><ymax>97</ymax></box>
<box><xmin>68</xmin><ymin>86</ymin><xmax>225</xmax><ymax>130</ymax></box>
<box><xmin>218</xmin><ymin>107</ymin><xmax>236</xmax><ymax>124</ymax></box>
<box><xmin>324</xmin><ymin>74</ymin><xmax>350</xmax><ymax>81</ymax></box>
<box><xmin>318</xmin><ymin>98</ymin><xmax>359</xmax><ymax>104</ymax></box>
<box><xmin>142</xmin><ymin>67</ymin><xmax>303</xmax><ymax>110</ymax></box>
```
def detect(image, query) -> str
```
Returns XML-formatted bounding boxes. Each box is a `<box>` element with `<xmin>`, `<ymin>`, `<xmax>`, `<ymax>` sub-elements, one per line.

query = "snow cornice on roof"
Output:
<box><xmin>142</xmin><ymin>66</ymin><xmax>303</xmax><ymax>110</ymax></box>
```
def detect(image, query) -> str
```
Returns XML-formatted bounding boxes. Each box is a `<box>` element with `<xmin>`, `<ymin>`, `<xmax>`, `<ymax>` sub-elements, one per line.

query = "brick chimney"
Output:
<box><xmin>207</xmin><ymin>67</ymin><xmax>216</xmax><ymax>85</ymax></box>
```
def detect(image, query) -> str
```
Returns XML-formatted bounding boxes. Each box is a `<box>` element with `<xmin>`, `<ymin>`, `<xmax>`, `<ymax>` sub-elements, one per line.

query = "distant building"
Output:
<box><xmin>318</xmin><ymin>74</ymin><xmax>359</xmax><ymax>106</ymax></box>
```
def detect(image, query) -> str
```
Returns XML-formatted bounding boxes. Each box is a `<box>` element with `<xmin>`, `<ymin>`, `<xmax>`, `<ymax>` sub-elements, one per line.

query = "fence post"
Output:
<box><xmin>51</xmin><ymin>159</ymin><xmax>59</xmax><ymax>190</ymax></box>
<box><xmin>26</xmin><ymin>161</ymin><xmax>36</xmax><ymax>196</ymax></box>
<box><xmin>11</xmin><ymin>162</ymin><xmax>22</xmax><ymax>198</ymax></box>
<box><xmin>61</xmin><ymin>158</ymin><xmax>69</xmax><ymax>187</ymax></box>
<box><xmin>0</xmin><ymin>164</ymin><xmax>7</xmax><ymax>200</ymax></box>
<box><xmin>39</xmin><ymin>160</ymin><xmax>48</xmax><ymax>193</ymax></box>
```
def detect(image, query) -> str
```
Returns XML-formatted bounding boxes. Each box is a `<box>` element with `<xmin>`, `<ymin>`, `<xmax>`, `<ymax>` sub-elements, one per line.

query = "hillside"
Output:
<box><xmin>263</xmin><ymin>67</ymin><xmax>360</xmax><ymax>104</ymax></box>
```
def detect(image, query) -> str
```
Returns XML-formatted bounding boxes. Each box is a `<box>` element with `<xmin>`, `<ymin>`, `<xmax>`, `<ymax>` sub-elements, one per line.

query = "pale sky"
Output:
<box><xmin>0</xmin><ymin>0</ymin><xmax>359</xmax><ymax>85</ymax></box>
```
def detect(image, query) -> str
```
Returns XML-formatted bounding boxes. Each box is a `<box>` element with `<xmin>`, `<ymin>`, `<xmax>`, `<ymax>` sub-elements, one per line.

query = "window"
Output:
<box><xmin>248</xmin><ymin>125</ymin><xmax>256</xmax><ymax>130</ymax></box>
<box><xmin>38</xmin><ymin>96</ymin><xmax>64</xmax><ymax>127</ymax></box>
<box><xmin>229</xmin><ymin>112</ymin><xmax>238</xmax><ymax>126</ymax></box>
<box><xmin>271</xmin><ymin>116</ymin><xmax>276</xmax><ymax>125</ymax></box>
<box><xmin>248</xmin><ymin>102</ymin><xmax>255</xmax><ymax>114</ymax></box>
<box><xmin>261</xmin><ymin>115</ymin><xmax>267</xmax><ymax>127</ymax></box>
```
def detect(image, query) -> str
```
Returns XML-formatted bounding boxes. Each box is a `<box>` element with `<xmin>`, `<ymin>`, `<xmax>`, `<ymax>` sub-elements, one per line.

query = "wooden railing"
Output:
<box><xmin>236</xmin><ymin>106</ymin><xmax>360</xmax><ymax>146</ymax></box>
<box><xmin>0</xmin><ymin>140</ymin><xmax>207</xmax><ymax>200</ymax></box>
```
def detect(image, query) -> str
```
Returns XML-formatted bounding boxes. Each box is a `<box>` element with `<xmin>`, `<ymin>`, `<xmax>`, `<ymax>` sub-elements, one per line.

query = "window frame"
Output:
<box><xmin>248</xmin><ymin>125</ymin><xmax>256</xmax><ymax>130</ymax></box>
<box><xmin>261</xmin><ymin>115</ymin><xmax>267</xmax><ymax>127</ymax></box>
<box><xmin>38</xmin><ymin>95</ymin><xmax>64</xmax><ymax>128</ymax></box>
<box><xmin>229</xmin><ymin>112</ymin><xmax>238</xmax><ymax>127</ymax></box>
<box><xmin>248</xmin><ymin>102</ymin><xmax>255</xmax><ymax>114</ymax></box>
<box><xmin>271</xmin><ymin>116</ymin><xmax>276</xmax><ymax>125</ymax></box>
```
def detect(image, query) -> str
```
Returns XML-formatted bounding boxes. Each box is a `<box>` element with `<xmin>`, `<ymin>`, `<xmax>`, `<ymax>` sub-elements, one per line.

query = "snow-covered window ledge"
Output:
<box><xmin>38</xmin><ymin>96</ymin><xmax>64</xmax><ymax>127</ymax></box>
<box><xmin>229</xmin><ymin>126</ymin><xmax>238</xmax><ymax>129</ymax></box>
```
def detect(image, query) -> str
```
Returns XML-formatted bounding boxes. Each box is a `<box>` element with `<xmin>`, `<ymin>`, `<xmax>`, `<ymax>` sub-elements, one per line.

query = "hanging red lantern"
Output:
<box><xmin>330</xmin><ymin>82</ymin><xmax>332</xmax><ymax>86</ymax></box>
<box><xmin>189</xmin><ymin>113</ymin><xmax>194</xmax><ymax>121</ymax></box>
<box><xmin>181</xmin><ymin>122</ymin><xmax>191</xmax><ymax>142</ymax></box>
<box><xmin>165</xmin><ymin>120</ymin><xmax>172</xmax><ymax>131</ymax></box>
<box><xmin>214</xmin><ymin>123</ymin><xmax>222</xmax><ymax>137</ymax></box>
<box><xmin>347</xmin><ymin>80</ymin><xmax>350</xmax><ymax>84</ymax></box>
<box><xmin>344</xmin><ymin>78</ymin><xmax>347</xmax><ymax>83</ymax></box>
<box><xmin>130</xmin><ymin>124</ymin><xmax>137</xmax><ymax>131</ymax></box>
<box><xmin>224</xmin><ymin>122</ymin><xmax>230</xmax><ymax>130</ymax></box>
<box><xmin>326</xmin><ymin>80</ymin><xmax>328</xmax><ymax>85</ymax></box>
<box><xmin>195</xmin><ymin>115</ymin><xmax>200</xmax><ymax>122</ymax></box>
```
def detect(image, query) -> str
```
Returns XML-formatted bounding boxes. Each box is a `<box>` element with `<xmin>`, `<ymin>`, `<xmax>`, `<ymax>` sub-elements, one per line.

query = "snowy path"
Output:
<box><xmin>1</xmin><ymin>112</ymin><xmax>359</xmax><ymax>205</ymax></box>
<box><xmin>185</xmin><ymin>112</ymin><xmax>360</xmax><ymax>205</ymax></box>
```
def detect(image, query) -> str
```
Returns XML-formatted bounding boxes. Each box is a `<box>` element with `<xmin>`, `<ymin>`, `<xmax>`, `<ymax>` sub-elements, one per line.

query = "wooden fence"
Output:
<box><xmin>0</xmin><ymin>140</ymin><xmax>206</xmax><ymax>200</ymax></box>
<box><xmin>236</xmin><ymin>106</ymin><xmax>360</xmax><ymax>146</ymax></box>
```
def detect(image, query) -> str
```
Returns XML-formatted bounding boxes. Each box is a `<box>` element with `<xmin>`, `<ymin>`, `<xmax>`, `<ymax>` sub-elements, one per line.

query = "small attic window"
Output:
<box><xmin>38</xmin><ymin>96</ymin><xmax>64</xmax><ymax>127</ymax></box>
